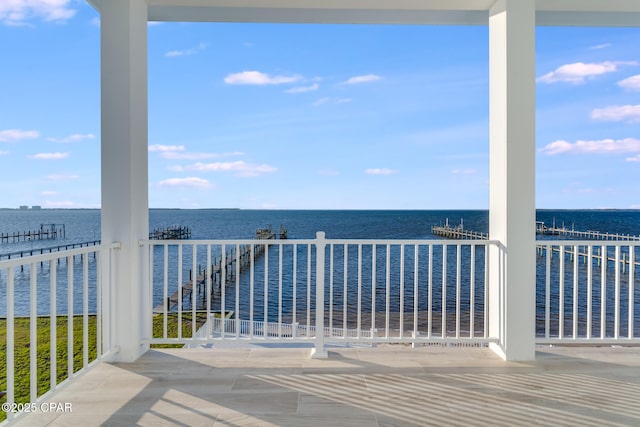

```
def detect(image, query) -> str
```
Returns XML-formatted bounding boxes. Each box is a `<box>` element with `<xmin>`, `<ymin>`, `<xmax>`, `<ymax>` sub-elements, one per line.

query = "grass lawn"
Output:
<box><xmin>151</xmin><ymin>311</ymin><xmax>211</xmax><ymax>348</ymax></box>
<box><xmin>0</xmin><ymin>316</ymin><xmax>97</xmax><ymax>422</ymax></box>
<box><xmin>1</xmin><ymin>312</ymin><xmax>212</xmax><ymax>421</ymax></box>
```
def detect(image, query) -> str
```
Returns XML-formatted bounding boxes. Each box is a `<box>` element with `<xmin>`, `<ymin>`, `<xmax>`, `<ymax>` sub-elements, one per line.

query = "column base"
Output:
<box><xmin>310</xmin><ymin>348</ymin><xmax>329</xmax><ymax>359</ymax></box>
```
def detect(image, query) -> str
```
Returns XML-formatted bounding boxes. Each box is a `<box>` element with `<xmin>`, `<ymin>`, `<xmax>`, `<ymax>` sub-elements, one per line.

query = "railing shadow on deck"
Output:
<box><xmin>31</xmin><ymin>346</ymin><xmax>640</xmax><ymax>427</ymax></box>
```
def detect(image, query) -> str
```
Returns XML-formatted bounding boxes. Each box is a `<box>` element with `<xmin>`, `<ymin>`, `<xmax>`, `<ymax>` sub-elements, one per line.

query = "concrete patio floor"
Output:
<box><xmin>12</xmin><ymin>344</ymin><xmax>640</xmax><ymax>426</ymax></box>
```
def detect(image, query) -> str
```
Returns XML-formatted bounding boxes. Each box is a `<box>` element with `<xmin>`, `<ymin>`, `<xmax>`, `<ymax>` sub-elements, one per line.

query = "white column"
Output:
<box><xmin>100</xmin><ymin>0</ymin><xmax>149</xmax><ymax>362</ymax></box>
<box><xmin>488</xmin><ymin>0</ymin><xmax>536</xmax><ymax>361</ymax></box>
<box><xmin>311</xmin><ymin>232</ymin><xmax>328</xmax><ymax>359</ymax></box>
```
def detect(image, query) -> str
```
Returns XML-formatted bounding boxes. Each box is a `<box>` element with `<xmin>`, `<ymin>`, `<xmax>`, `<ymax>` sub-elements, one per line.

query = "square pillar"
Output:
<box><xmin>100</xmin><ymin>0</ymin><xmax>149</xmax><ymax>362</ymax></box>
<box><xmin>488</xmin><ymin>0</ymin><xmax>536</xmax><ymax>361</ymax></box>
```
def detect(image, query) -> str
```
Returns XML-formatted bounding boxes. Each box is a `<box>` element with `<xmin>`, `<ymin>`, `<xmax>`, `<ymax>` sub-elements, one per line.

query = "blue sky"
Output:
<box><xmin>1</xmin><ymin>1</ymin><xmax>639</xmax><ymax>210</ymax></box>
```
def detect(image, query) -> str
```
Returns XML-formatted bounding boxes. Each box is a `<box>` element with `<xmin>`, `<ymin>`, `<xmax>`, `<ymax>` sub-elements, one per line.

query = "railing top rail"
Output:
<box><xmin>0</xmin><ymin>242</ymin><xmax>117</xmax><ymax>269</ymax></box>
<box><xmin>140</xmin><ymin>237</ymin><xmax>500</xmax><ymax>246</ymax></box>
<box><xmin>323</xmin><ymin>238</ymin><xmax>498</xmax><ymax>245</ymax></box>
<box><xmin>139</xmin><ymin>238</ymin><xmax>317</xmax><ymax>246</ymax></box>
<box><xmin>536</xmin><ymin>239</ymin><xmax>640</xmax><ymax>247</ymax></box>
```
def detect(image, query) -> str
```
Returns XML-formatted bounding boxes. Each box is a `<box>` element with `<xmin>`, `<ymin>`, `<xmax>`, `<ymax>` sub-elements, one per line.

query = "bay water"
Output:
<box><xmin>1</xmin><ymin>209</ymin><xmax>639</xmax><ymax>336</ymax></box>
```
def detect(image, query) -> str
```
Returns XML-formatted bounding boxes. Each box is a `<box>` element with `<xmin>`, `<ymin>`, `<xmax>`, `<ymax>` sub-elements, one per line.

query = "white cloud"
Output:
<box><xmin>48</xmin><ymin>133</ymin><xmax>95</xmax><ymax>143</ymax></box>
<box><xmin>148</xmin><ymin>144</ymin><xmax>185</xmax><ymax>152</ymax></box>
<box><xmin>224</xmin><ymin>71</ymin><xmax>302</xmax><ymax>85</ymax></box>
<box><xmin>0</xmin><ymin>0</ymin><xmax>76</xmax><ymax>26</ymax></box>
<box><xmin>0</xmin><ymin>150</ymin><xmax>8</xmax><ymax>156</ymax></box>
<box><xmin>41</xmin><ymin>191</ymin><xmax>57</xmax><ymax>196</ymax></box>
<box><xmin>343</xmin><ymin>74</ymin><xmax>382</xmax><ymax>85</ymax></box>
<box><xmin>28</xmin><ymin>152</ymin><xmax>69</xmax><ymax>160</ymax></box>
<box><xmin>46</xmin><ymin>174</ymin><xmax>79</xmax><ymax>181</ymax></box>
<box><xmin>149</xmin><ymin>145</ymin><xmax>245</xmax><ymax>162</ymax></box>
<box><xmin>451</xmin><ymin>169</ymin><xmax>477</xmax><ymax>175</ymax></box>
<box><xmin>285</xmin><ymin>83</ymin><xmax>319</xmax><ymax>94</ymax></box>
<box><xmin>625</xmin><ymin>154</ymin><xmax>640</xmax><ymax>162</ymax></box>
<box><xmin>365</xmin><ymin>168</ymin><xmax>397</xmax><ymax>175</ymax></box>
<box><xmin>165</xmin><ymin>42</ymin><xmax>207</xmax><ymax>58</ymax></box>
<box><xmin>618</xmin><ymin>75</ymin><xmax>640</xmax><ymax>91</ymax></box>
<box><xmin>589</xmin><ymin>43</ymin><xmax>612</xmax><ymax>50</ymax></box>
<box><xmin>344</xmin><ymin>74</ymin><xmax>382</xmax><ymax>85</ymax></box>
<box><xmin>590</xmin><ymin>105</ymin><xmax>640</xmax><ymax>122</ymax></box>
<box><xmin>0</xmin><ymin>129</ymin><xmax>39</xmax><ymax>142</ymax></box>
<box><xmin>312</xmin><ymin>97</ymin><xmax>330</xmax><ymax>106</ymax></box>
<box><xmin>161</xmin><ymin>151</ymin><xmax>244</xmax><ymax>160</ymax></box>
<box><xmin>187</xmin><ymin>161</ymin><xmax>277</xmax><ymax>177</ymax></box>
<box><xmin>537</xmin><ymin>61</ymin><xmax>637</xmax><ymax>84</ymax></box>
<box><xmin>159</xmin><ymin>177</ymin><xmax>212</xmax><ymax>189</ymax></box>
<box><xmin>318</xmin><ymin>168</ymin><xmax>340</xmax><ymax>176</ymax></box>
<box><xmin>540</xmin><ymin>137</ymin><xmax>640</xmax><ymax>155</ymax></box>
<box><xmin>312</xmin><ymin>97</ymin><xmax>351</xmax><ymax>107</ymax></box>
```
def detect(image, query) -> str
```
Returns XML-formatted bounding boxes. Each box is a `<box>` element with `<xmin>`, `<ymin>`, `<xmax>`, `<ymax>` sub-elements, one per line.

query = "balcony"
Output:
<box><xmin>1</xmin><ymin>236</ymin><xmax>639</xmax><ymax>425</ymax></box>
<box><xmin>4</xmin><ymin>0</ymin><xmax>640</xmax><ymax>425</ymax></box>
<box><xmin>9</xmin><ymin>345</ymin><xmax>640</xmax><ymax>426</ymax></box>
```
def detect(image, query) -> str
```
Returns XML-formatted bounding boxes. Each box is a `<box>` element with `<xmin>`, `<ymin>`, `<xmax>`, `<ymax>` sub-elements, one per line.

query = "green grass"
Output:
<box><xmin>151</xmin><ymin>312</ymin><xmax>211</xmax><ymax>348</ymax></box>
<box><xmin>0</xmin><ymin>316</ymin><xmax>97</xmax><ymax>422</ymax></box>
<box><xmin>0</xmin><ymin>312</ymin><xmax>214</xmax><ymax>421</ymax></box>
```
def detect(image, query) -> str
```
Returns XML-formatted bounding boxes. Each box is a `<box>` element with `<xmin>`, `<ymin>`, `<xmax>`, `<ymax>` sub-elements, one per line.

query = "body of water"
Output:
<box><xmin>3</xmin><ymin>208</ymin><xmax>640</xmax><ymax>249</ymax></box>
<box><xmin>1</xmin><ymin>209</ymin><xmax>639</xmax><ymax>337</ymax></box>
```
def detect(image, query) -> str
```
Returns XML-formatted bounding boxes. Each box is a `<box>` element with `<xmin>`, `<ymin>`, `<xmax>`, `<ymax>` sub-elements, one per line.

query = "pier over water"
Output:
<box><xmin>432</xmin><ymin>219</ymin><xmax>640</xmax><ymax>271</ymax></box>
<box><xmin>538</xmin><ymin>224</ymin><xmax>640</xmax><ymax>241</ymax></box>
<box><xmin>0</xmin><ymin>223</ymin><xmax>66</xmax><ymax>243</ymax></box>
<box><xmin>432</xmin><ymin>219</ymin><xmax>640</xmax><ymax>242</ymax></box>
<box><xmin>155</xmin><ymin>226</ymin><xmax>288</xmax><ymax>313</ymax></box>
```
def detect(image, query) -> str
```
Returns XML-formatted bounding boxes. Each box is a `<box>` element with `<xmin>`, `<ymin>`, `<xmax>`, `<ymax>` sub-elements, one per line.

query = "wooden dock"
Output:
<box><xmin>156</xmin><ymin>226</ymin><xmax>288</xmax><ymax>313</ymax></box>
<box><xmin>536</xmin><ymin>245</ymin><xmax>640</xmax><ymax>271</ymax></box>
<box><xmin>539</xmin><ymin>226</ymin><xmax>640</xmax><ymax>241</ymax></box>
<box><xmin>0</xmin><ymin>223</ymin><xmax>66</xmax><ymax>243</ymax></box>
<box><xmin>433</xmin><ymin>220</ymin><xmax>640</xmax><ymax>242</ymax></box>
<box><xmin>160</xmin><ymin>244</ymin><xmax>257</xmax><ymax>312</ymax></box>
<box><xmin>255</xmin><ymin>225</ymin><xmax>288</xmax><ymax>240</ymax></box>
<box><xmin>431</xmin><ymin>225</ymin><xmax>488</xmax><ymax>240</ymax></box>
<box><xmin>432</xmin><ymin>221</ymin><xmax>640</xmax><ymax>271</ymax></box>
<box><xmin>150</xmin><ymin>226</ymin><xmax>191</xmax><ymax>240</ymax></box>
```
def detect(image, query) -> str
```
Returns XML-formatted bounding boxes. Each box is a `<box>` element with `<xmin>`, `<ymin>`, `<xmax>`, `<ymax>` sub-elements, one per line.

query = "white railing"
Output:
<box><xmin>143</xmin><ymin>233</ymin><xmax>498</xmax><ymax>351</ymax></box>
<box><xmin>0</xmin><ymin>244</ymin><xmax>116</xmax><ymax>425</ymax></box>
<box><xmin>536</xmin><ymin>240</ymin><xmax>640</xmax><ymax>344</ymax></box>
<box><xmin>5</xmin><ymin>236</ymin><xmax>638</xmax><ymax>422</ymax></box>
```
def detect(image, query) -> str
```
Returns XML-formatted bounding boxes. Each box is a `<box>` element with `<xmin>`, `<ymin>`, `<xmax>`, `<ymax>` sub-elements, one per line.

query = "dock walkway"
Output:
<box><xmin>432</xmin><ymin>222</ymin><xmax>640</xmax><ymax>270</ymax></box>
<box><xmin>149</xmin><ymin>226</ymin><xmax>191</xmax><ymax>240</ymax></box>
<box><xmin>0</xmin><ymin>223</ymin><xmax>66</xmax><ymax>243</ymax></box>
<box><xmin>432</xmin><ymin>222</ymin><xmax>640</xmax><ymax>242</ymax></box>
<box><xmin>540</xmin><ymin>226</ymin><xmax>640</xmax><ymax>241</ymax></box>
<box><xmin>156</xmin><ymin>226</ymin><xmax>287</xmax><ymax>313</ymax></box>
<box><xmin>431</xmin><ymin>225</ymin><xmax>488</xmax><ymax>240</ymax></box>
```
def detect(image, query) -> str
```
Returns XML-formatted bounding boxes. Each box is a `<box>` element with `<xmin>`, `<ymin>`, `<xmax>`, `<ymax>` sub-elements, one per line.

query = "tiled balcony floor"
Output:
<box><xmin>12</xmin><ymin>344</ymin><xmax>640</xmax><ymax>426</ymax></box>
